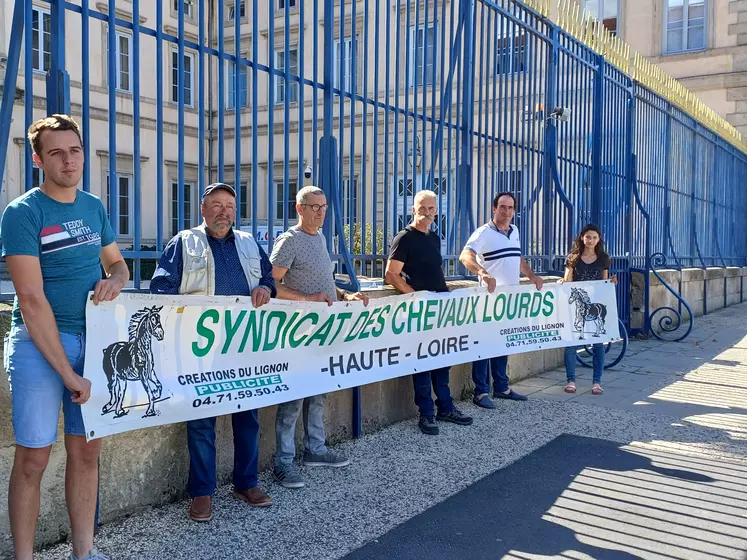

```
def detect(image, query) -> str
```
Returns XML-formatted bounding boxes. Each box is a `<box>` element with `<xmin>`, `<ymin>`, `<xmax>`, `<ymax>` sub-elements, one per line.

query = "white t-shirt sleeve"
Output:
<box><xmin>464</xmin><ymin>226</ymin><xmax>486</xmax><ymax>255</ymax></box>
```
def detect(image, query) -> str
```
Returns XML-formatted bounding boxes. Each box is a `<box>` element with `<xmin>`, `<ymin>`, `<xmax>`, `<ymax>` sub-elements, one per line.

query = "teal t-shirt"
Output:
<box><xmin>0</xmin><ymin>188</ymin><xmax>116</xmax><ymax>334</ymax></box>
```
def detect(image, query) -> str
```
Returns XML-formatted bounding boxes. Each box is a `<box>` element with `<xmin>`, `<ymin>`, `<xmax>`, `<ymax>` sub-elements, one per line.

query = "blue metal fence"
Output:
<box><xmin>1</xmin><ymin>0</ymin><xmax>746</xmax><ymax>336</ymax></box>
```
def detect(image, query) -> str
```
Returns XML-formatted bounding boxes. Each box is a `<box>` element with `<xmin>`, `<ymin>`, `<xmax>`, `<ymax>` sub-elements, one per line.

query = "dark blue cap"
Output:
<box><xmin>202</xmin><ymin>182</ymin><xmax>236</xmax><ymax>200</ymax></box>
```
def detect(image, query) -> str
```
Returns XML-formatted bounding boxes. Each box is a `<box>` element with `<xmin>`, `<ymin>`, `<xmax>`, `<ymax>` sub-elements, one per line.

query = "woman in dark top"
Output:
<box><xmin>558</xmin><ymin>224</ymin><xmax>617</xmax><ymax>395</ymax></box>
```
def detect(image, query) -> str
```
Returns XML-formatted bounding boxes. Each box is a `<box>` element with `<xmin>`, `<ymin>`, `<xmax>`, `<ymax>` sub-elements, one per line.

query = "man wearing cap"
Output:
<box><xmin>150</xmin><ymin>182</ymin><xmax>276</xmax><ymax>522</ymax></box>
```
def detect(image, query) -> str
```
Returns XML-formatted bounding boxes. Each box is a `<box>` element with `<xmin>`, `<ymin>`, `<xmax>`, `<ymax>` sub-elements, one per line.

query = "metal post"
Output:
<box><xmin>48</xmin><ymin>0</ymin><xmax>70</xmax><ymax>115</ymax></box>
<box><xmin>133</xmin><ymin>0</ymin><xmax>141</xmax><ymax>287</ymax></box>
<box><xmin>24</xmin><ymin>1</ymin><xmax>32</xmax><ymax>192</ymax></box>
<box><xmin>156</xmin><ymin>0</ymin><xmax>164</xmax><ymax>250</ymax></box>
<box><xmin>0</xmin><ymin>0</ymin><xmax>26</xmax><ymax>193</ymax></box>
<box><xmin>456</xmin><ymin>0</ymin><xmax>476</xmax><ymax>259</ymax></box>
<box><xmin>107</xmin><ymin>0</ymin><xmax>118</xmax><ymax>235</ymax></box>
<box><xmin>541</xmin><ymin>25</ymin><xmax>559</xmax><ymax>270</ymax></box>
<box><xmin>590</xmin><ymin>54</ymin><xmax>604</xmax><ymax>226</ymax></box>
<box><xmin>321</xmin><ymin>0</ymin><xmax>335</xmax><ymax>251</ymax></box>
<box><xmin>623</xmin><ymin>80</ymin><xmax>636</xmax><ymax>329</ymax></box>
<box><xmin>663</xmin><ymin>108</ymin><xmax>672</xmax><ymax>256</ymax></box>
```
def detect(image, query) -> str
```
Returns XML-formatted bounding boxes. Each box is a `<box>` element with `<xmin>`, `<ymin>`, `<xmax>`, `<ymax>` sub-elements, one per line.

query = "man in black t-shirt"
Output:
<box><xmin>385</xmin><ymin>190</ymin><xmax>473</xmax><ymax>435</ymax></box>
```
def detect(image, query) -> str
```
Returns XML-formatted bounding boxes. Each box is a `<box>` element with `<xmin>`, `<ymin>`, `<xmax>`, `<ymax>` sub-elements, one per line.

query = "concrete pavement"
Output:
<box><xmin>28</xmin><ymin>304</ymin><xmax>747</xmax><ymax>560</ymax></box>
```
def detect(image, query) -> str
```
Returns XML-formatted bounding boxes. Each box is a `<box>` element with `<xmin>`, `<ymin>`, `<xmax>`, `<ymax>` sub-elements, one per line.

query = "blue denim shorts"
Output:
<box><xmin>4</xmin><ymin>325</ymin><xmax>87</xmax><ymax>448</ymax></box>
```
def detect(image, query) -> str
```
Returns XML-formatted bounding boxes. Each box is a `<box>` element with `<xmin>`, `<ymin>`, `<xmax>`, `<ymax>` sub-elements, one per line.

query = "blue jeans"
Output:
<box><xmin>565</xmin><ymin>344</ymin><xmax>605</xmax><ymax>384</ymax></box>
<box><xmin>274</xmin><ymin>395</ymin><xmax>328</xmax><ymax>467</ymax></box>
<box><xmin>187</xmin><ymin>409</ymin><xmax>259</xmax><ymax>497</ymax></box>
<box><xmin>5</xmin><ymin>325</ymin><xmax>87</xmax><ymax>448</ymax></box>
<box><xmin>412</xmin><ymin>367</ymin><xmax>454</xmax><ymax>418</ymax></box>
<box><xmin>472</xmin><ymin>356</ymin><xmax>509</xmax><ymax>396</ymax></box>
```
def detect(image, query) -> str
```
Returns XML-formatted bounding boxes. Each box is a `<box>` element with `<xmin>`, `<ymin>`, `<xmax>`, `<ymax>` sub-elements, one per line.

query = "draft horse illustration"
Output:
<box><xmin>102</xmin><ymin>306</ymin><xmax>165</xmax><ymax>418</ymax></box>
<box><xmin>568</xmin><ymin>288</ymin><xmax>607</xmax><ymax>340</ymax></box>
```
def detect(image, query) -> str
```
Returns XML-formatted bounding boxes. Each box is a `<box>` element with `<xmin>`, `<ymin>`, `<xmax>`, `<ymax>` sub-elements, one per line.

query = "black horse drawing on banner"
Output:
<box><xmin>568</xmin><ymin>288</ymin><xmax>607</xmax><ymax>340</ymax></box>
<box><xmin>102</xmin><ymin>305</ymin><xmax>165</xmax><ymax>418</ymax></box>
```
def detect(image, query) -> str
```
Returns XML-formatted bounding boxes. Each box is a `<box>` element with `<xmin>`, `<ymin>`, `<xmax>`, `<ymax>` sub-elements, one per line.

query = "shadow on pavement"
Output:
<box><xmin>344</xmin><ymin>434</ymin><xmax>747</xmax><ymax>560</ymax></box>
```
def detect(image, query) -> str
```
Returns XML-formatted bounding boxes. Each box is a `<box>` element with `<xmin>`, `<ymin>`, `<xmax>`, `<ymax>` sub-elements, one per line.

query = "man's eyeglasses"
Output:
<box><xmin>302</xmin><ymin>203</ymin><xmax>328</xmax><ymax>212</ymax></box>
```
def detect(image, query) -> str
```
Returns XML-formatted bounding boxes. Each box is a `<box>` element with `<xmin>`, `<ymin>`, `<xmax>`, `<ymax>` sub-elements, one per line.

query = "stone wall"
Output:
<box><xmin>630</xmin><ymin>267</ymin><xmax>746</xmax><ymax>332</ymax></box>
<box><xmin>0</xmin><ymin>279</ymin><xmax>565</xmax><ymax>555</ymax></box>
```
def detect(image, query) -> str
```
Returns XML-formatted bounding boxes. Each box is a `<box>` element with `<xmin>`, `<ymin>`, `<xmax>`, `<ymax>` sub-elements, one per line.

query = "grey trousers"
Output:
<box><xmin>273</xmin><ymin>394</ymin><xmax>328</xmax><ymax>467</ymax></box>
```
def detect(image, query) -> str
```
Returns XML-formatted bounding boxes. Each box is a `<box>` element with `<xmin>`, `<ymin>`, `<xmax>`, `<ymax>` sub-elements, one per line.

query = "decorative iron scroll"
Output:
<box><xmin>648</xmin><ymin>252</ymin><xmax>694</xmax><ymax>342</ymax></box>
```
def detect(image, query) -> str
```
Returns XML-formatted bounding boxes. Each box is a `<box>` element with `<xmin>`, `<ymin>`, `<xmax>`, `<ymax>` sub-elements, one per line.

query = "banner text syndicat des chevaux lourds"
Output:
<box><xmin>81</xmin><ymin>281</ymin><xmax>619</xmax><ymax>439</ymax></box>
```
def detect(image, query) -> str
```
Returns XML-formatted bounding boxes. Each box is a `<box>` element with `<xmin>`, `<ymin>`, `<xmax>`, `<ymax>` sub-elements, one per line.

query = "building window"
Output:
<box><xmin>409</xmin><ymin>24</ymin><xmax>437</xmax><ymax>87</ymax></box>
<box><xmin>227</xmin><ymin>61</ymin><xmax>249</xmax><ymax>109</ymax></box>
<box><xmin>172</xmin><ymin>50</ymin><xmax>195</xmax><ymax>107</ymax></box>
<box><xmin>584</xmin><ymin>0</ymin><xmax>618</xmax><ymax>35</ymax></box>
<box><xmin>495</xmin><ymin>168</ymin><xmax>524</xmax><ymax>225</ymax></box>
<box><xmin>227</xmin><ymin>1</ymin><xmax>246</xmax><ymax>21</ymax></box>
<box><xmin>496</xmin><ymin>33</ymin><xmax>527</xmax><ymax>75</ymax></box>
<box><xmin>664</xmin><ymin>0</ymin><xmax>706</xmax><ymax>53</ymax></box>
<box><xmin>278</xmin><ymin>0</ymin><xmax>296</xmax><ymax>9</ymax></box>
<box><xmin>171</xmin><ymin>182</ymin><xmax>196</xmax><ymax>235</ymax></box>
<box><xmin>275</xmin><ymin>181</ymin><xmax>298</xmax><ymax>222</ymax></box>
<box><xmin>275</xmin><ymin>49</ymin><xmax>299</xmax><ymax>104</ymax></box>
<box><xmin>334</xmin><ymin>37</ymin><xmax>358</xmax><ymax>93</ymax></box>
<box><xmin>106</xmin><ymin>175</ymin><xmax>133</xmax><ymax>236</ymax></box>
<box><xmin>341</xmin><ymin>177</ymin><xmax>359</xmax><ymax>224</ymax></box>
<box><xmin>106</xmin><ymin>32</ymin><xmax>133</xmax><ymax>92</ymax></box>
<box><xmin>238</xmin><ymin>182</ymin><xmax>250</xmax><ymax>225</ymax></box>
<box><xmin>173</xmin><ymin>0</ymin><xmax>194</xmax><ymax>18</ymax></box>
<box><xmin>31</xmin><ymin>165</ymin><xmax>44</xmax><ymax>189</ymax></box>
<box><xmin>393</xmin><ymin>177</ymin><xmax>450</xmax><ymax>246</ymax></box>
<box><xmin>32</xmin><ymin>7</ymin><xmax>51</xmax><ymax>72</ymax></box>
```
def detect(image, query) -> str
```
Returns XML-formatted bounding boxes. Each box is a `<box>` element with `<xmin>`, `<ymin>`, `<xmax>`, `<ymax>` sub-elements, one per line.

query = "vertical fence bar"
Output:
<box><xmin>321</xmin><ymin>0</ymin><xmax>333</xmax><ymax>251</ymax></box>
<box><xmin>107</xmin><ymin>0</ymin><xmax>118</xmax><ymax>235</ymax></box>
<box><xmin>392</xmin><ymin>0</ymin><xmax>401</xmax><ymax>246</ymax></box>
<box><xmin>590</xmin><ymin>54</ymin><xmax>604</xmax><ymax>227</ymax></box>
<box><xmin>283</xmin><ymin>0</ymin><xmax>290</xmax><ymax>233</ymax></box>
<box><xmin>48</xmin><ymin>0</ymin><xmax>69</xmax><ymax>115</ymax></box>
<box><xmin>252</xmin><ymin>0</ymin><xmax>259</xmax><ymax>238</ymax></box>
<box><xmin>361</xmin><ymin>0</ymin><xmax>369</xmax><ymax>272</ymax></box>
<box><xmin>298</xmin><ymin>0</ymin><xmax>306</xmax><ymax>192</ymax></box>
<box><xmin>156</xmin><ymin>0</ymin><xmax>164</xmax><ymax>250</ymax></box>
<box><xmin>198</xmin><ymin>0</ymin><xmax>205</xmax><ymax>202</ymax></box>
<box><xmin>383</xmin><ymin>0</ymin><xmax>392</xmax><ymax>253</ymax></box>
<box><xmin>82</xmin><ymin>0</ymin><xmax>91</xmax><ymax>193</ymax></box>
<box><xmin>218</xmin><ymin>1</ymin><xmax>225</xmax><ymax>181</ymax></box>
<box><xmin>457</xmin><ymin>0</ymin><xmax>476</xmax><ymax>255</ymax></box>
<box><xmin>133</xmin><ymin>0</ymin><xmax>142</xmax><ymax>287</ymax></box>
<box><xmin>177</xmin><ymin>0</ymin><xmax>185</xmax><ymax>233</ymax></box>
<box><xmin>372</xmin><ymin>0</ymin><xmax>381</xmax><ymax>262</ymax></box>
<box><xmin>24</xmin><ymin>1</ymin><xmax>32</xmax><ymax>192</ymax></box>
<box><xmin>312</xmin><ymin>0</ymin><xmax>319</xmax><ymax>186</ymax></box>
<box><xmin>0</xmin><ymin>1</ymin><xmax>26</xmax><ymax>192</ymax></box>
<box><xmin>234</xmin><ymin>1</ymin><xmax>241</xmax><ymax>221</ymax></box>
<box><xmin>541</xmin><ymin>25</ymin><xmax>558</xmax><ymax>269</ymax></box>
<box><xmin>267</xmin><ymin>0</ymin><xmax>277</xmax><ymax>254</ymax></box>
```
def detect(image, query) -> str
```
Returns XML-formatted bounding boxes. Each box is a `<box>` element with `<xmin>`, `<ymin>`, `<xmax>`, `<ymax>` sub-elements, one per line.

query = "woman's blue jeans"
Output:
<box><xmin>564</xmin><ymin>344</ymin><xmax>605</xmax><ymax>384</ymax></box>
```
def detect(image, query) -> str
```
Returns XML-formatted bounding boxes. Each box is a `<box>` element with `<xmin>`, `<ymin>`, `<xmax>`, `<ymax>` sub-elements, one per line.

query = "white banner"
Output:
<box><xmin>81</xmin><ymin>281</ymin><xmax>619</xmax><ymax>439</ymax></box>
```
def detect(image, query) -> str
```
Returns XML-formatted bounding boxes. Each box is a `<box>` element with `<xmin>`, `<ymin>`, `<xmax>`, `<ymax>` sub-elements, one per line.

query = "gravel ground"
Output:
<box><xmin>30</xmin><ymin>398</ymin><xmax>745</xmax><ymax>560</ymax></box>
<box><xmin>29</xmin><ymin>304</ymin><xmax>747</xmax><ymax>560</ymax></box>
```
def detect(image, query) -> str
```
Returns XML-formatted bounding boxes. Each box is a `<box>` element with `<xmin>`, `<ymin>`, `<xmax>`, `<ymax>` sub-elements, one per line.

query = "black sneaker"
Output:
<box><xmin>493</xmin><ymin>389</ymin><xmax>528</xmax><ymax>401</ymax></box>
<box><xmin>419</xmin><ymin>416</ymin><xmax>439</xmax><ymax>435</ymax></box>
<box><xmin>437</xmin><ymin>408</ymin><xmax>474</xmax><ymax>426</ymax></box>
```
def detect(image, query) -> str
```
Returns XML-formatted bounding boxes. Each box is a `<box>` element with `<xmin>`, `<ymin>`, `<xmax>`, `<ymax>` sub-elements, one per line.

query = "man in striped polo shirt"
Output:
<box><xmin>459</xmin><ymin>191</ymin><xmax>543</xmax><ymax>409</ymax></box>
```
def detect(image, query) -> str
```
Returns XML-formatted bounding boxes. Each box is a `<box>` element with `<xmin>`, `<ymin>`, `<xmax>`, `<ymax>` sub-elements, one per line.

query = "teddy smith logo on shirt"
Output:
<box><xmin>40</xmin><ymin>220</ymin><xmax>102</xmax><ymax>254</ymax></box>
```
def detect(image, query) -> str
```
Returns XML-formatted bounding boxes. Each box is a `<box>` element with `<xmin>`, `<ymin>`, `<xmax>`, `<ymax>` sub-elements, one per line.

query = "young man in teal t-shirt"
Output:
<box><xmin>0</xmin><ymin>115</ymin><xmax>129</xmax><ymax>560</ymax></box>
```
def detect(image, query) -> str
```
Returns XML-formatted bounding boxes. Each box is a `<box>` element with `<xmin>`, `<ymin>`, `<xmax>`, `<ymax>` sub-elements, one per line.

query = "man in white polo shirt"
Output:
<box><xmin>459</xmin><ymin>192</ymin><xmax>543</xmax><ymax>408</ymax></box>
